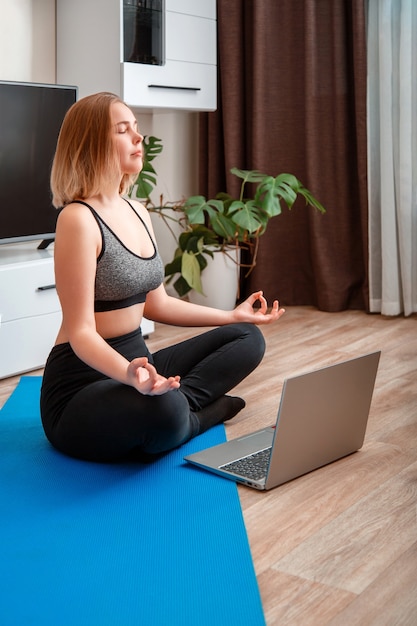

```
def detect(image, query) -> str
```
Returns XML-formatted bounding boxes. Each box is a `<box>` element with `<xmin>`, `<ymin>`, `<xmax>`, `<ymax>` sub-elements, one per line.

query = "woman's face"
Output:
<box><xmin>110</xmin><ymin>101</ymin><xmax>144</xmax><ymax>175</ymax></box>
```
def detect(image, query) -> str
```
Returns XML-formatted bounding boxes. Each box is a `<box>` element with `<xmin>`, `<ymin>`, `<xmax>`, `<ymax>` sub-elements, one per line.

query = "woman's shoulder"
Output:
<box><xmin>56</xmin><ymin>201</ymin><xmax>101</xmax><ymax>246</ymax></box>
<box><xmin>124</xmin><ymin>196</ymin><xmax>153</xmax><ymax>227</ymax></box>
<box><xmin>58</xmin><ymin>200</ymin><xmax>97</xmax><ymax>224</ymax></box>
<box><xmin>60</xmin><ymin>199</ymin><xmax>95</xmax><ymax>212</ymax></box>
<box><xmin>125</xmin><ymin>195</ymin><xmax>147</xmax><ymax>213</ymax></box>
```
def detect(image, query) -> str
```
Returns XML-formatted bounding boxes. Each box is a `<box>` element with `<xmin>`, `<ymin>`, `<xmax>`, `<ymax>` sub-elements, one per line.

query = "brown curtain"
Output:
<box><xmin>199</xmin><ymin>0</ymin><xmax>369</xmax><ymax>312</ymax></box>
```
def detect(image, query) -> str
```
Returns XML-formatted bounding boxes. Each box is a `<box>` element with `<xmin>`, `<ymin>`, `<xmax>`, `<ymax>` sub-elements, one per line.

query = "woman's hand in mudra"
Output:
<box><xmin>233</xmin><ymin>291</ymin><xmax>285</xmax><ymax>325</ymax></box>
<box><xmin>127</xmin><ymin>357</ymin><xmax>181</xmax><ymax>395</ymax></box>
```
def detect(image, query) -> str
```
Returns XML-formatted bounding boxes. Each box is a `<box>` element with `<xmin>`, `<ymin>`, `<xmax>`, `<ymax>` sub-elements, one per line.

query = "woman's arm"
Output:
<box><xmin>144</xmin><ymin>284</ymin><xmax>285</xmax><ymax>327</ymax></box>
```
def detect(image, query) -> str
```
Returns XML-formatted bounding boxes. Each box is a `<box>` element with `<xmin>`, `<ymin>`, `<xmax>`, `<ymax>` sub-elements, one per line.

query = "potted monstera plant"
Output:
<box><xmin>164</xmin><ymin>168</ymin><xmax>326</xmax><ymax>308</ymax></box>
<box><xmin>131</xmin><ymin>137</ymin><xmax>326</xmax><ymax>309</ymax></box>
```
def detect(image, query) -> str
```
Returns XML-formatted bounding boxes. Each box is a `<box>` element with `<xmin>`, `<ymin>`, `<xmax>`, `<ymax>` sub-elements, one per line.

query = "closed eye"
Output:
<box><xmin>116</xmin><ymin>121</ymin><xmax>138</xmax><ymax>134</ymax></box>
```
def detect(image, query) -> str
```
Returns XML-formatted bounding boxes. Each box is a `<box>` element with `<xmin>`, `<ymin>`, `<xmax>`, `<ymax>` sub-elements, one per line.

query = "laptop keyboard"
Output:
<box><xmin>220</xmin><ymin>447</ymin><xmax>272</xmax><ymax>481</ymax></box>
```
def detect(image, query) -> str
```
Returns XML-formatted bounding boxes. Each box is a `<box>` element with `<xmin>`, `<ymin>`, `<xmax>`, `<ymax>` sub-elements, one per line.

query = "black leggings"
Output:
<box><xmin>40</xmin><ymin>323</ymin><xmax>265</xmax><ymax>462</ymax></box>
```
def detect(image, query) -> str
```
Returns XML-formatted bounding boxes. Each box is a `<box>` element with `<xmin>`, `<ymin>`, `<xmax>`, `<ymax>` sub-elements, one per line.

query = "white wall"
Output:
<box><xmin>0</xmin><ymin>0</ymin><xmax>198</xmax><ymax>202</ymax></box>
<box><xmin>147</xmin><ymin>110</ymin><xmax>199</xmax><ymax>204</ymax></box>
<box><xmin>0</xmin><ymin>0</ymin><xmax>55</xmax><ymax>83</ymax></box>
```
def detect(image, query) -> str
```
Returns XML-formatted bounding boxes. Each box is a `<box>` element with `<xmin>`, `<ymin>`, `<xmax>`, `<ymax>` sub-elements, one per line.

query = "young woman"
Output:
<box><xmin>40</xmin><ymin>92</ymin><xmax>285</xmax><ymax>463</ymax></box>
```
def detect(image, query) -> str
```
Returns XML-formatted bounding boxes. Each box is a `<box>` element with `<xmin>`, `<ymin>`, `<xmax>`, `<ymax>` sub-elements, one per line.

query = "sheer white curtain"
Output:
<box><xmin>367</xmin><ymin>0</ymin><xmax>417</xmax><ymax>316</ymax></box>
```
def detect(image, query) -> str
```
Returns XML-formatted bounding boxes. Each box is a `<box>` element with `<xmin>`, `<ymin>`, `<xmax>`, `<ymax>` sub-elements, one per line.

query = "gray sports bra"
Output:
<box><xmin>75</xmin><ymin>199</ymin><xmax>164</xmax><ymax>312</ymax></box>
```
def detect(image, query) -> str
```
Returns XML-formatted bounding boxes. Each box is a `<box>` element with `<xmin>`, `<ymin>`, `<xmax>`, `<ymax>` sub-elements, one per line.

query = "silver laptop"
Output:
<box><xmin>184</xmin><ymin>351</ymin><xmax>381</xmax><ymax>490</ymax></box>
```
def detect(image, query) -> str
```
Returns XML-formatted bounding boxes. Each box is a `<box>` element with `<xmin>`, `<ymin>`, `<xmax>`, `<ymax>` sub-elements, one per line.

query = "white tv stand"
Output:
<box><xmin>0</xmin><ymin>242</ymin><xmax>154</xmax><ymax>379</ymax></box>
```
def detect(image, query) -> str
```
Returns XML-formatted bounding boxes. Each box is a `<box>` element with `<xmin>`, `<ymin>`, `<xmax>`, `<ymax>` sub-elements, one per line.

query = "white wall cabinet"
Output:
<box><xmin>0</xmin><ymin>243</ymin><xmax>154</xmax><ymax>379</ymax></box>
<box><xmin>57</xmin><ymin>0</ymin><xmax>217</xmax><ymax>111</ymax></box>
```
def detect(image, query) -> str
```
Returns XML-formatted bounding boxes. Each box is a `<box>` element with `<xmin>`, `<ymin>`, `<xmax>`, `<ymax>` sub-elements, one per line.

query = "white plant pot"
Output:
<box><xmin>188</xmin><ymin>246</ymin><xmax>241</xmax><ymax>310</ymax></box>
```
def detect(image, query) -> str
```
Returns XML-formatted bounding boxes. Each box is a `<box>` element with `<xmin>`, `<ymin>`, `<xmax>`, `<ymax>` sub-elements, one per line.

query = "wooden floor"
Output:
<box><xmin>1</xmin><ymin>306</ymin><xmax>416</xmax><ymax>625</ymax></box>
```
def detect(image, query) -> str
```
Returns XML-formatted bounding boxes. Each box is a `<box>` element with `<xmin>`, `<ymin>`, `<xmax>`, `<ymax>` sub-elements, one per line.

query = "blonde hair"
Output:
<box><xmin>50</xmin><ymin>92</ymin><xmax>137</xmax><ymax>207</ymax></box>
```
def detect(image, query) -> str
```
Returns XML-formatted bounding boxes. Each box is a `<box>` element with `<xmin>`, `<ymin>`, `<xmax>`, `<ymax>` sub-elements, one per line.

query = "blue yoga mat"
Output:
<box><xmin>0</xmin><ymin>377</ymin><xmax>265</xmax><ymax>626</ymax></box>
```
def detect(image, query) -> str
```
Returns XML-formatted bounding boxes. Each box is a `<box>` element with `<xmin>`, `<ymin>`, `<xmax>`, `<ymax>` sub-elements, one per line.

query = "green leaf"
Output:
<box><xmin>254</xmin><ymin>176</ymin><xmax>286</xmax><ymax>215</ymax></box>
<box><xmin>178</xmin><ymin>225</ymin><xmax>220</xmax><ymax>251</ymax></box>
<box><xmin>297</xmin><ymin>187</ymin><xmax>326</xmax><ymax>214</ymax></box>
<box><xmin>173</xmin><ymin>275</ymin><xmax>192</xmax><ymax>298</ymax></box>
<box><xmin>228</xmin><ymin>200</ymin><xmax>265</xmax><ymax>234</ymax></box>
<box><xmin>134</xmin><ymin>173</ymin><xmax>156</xmax><ymax>199</ymax></box>
<box><xmin>184</xmin><ymin>234</ymin><xmax>203</xmax><ymax>254</ymax></box>
<box><xmin>164</xmin><ymin>254</ymin><xmax>182</xmax><ymax>277</ymax></box>
<box><xmin>230</xmin><ymin>167</ymin><xmax>267</xmax><ymax>184</ymax></box>
<box><xmin>184</xmin><ymin>197</ymin><xmax>225</xmax><ymax>225</ymax></box>
<box><xmin>183</xmin><ymin>196</ymin><xmax>207</xmax><ymax>224</ymax></box>
<box><xmin>142</xmin><ymin>136</ymin><xmax>163</xmax><ymax>163</ymax></box>
<box><xmin>182</xmin><ymin>251</ymin><xmax>204</xmax><ymax>294</ymax></box>
<box><xmin>210</xmin><ymin>211</ymin><xmax>240</xmax><ymax>240</ymax></box>
<box><xmin>132</xmin><ymin>135</ymin><xmax>163</xmax><ymax>200</ymax></box>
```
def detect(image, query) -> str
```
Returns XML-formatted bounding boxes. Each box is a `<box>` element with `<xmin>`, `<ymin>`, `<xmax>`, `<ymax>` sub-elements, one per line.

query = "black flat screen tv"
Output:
<box><xmin>0</xmin><ymin>80</ymin><xmax>77</xmax><ymax>247</ymax></box>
